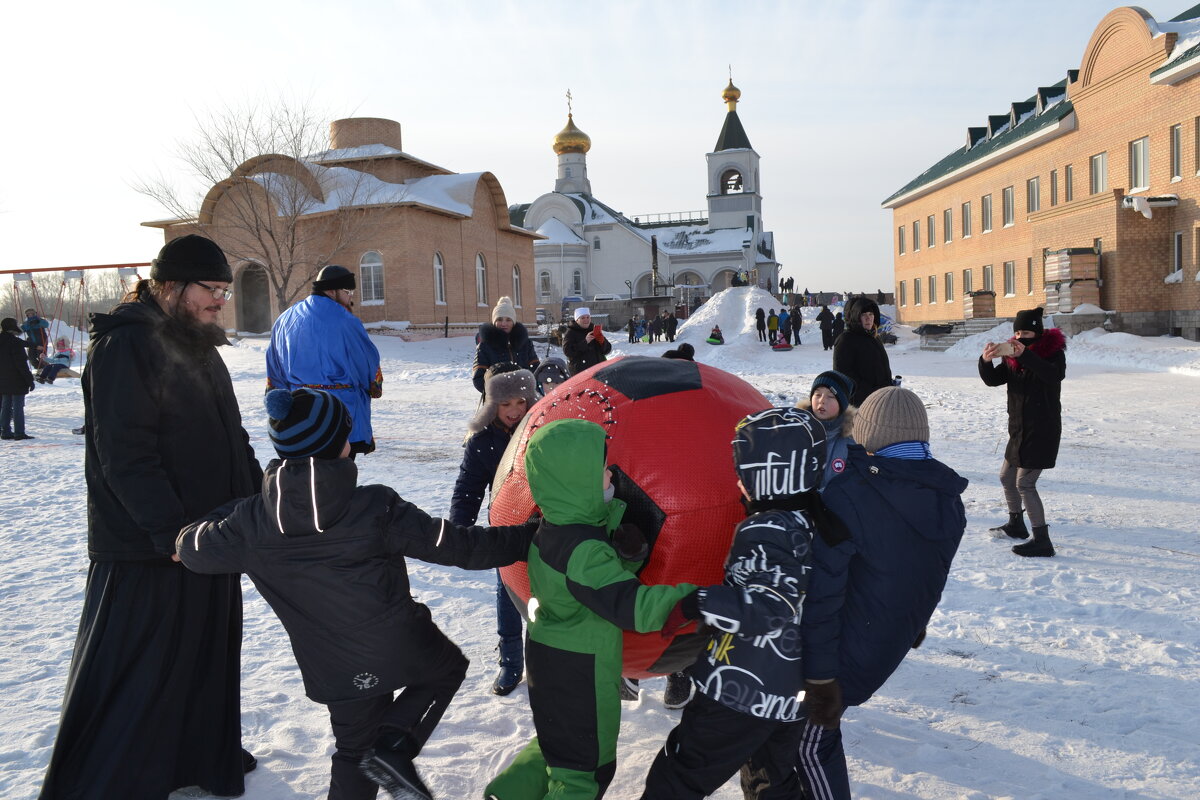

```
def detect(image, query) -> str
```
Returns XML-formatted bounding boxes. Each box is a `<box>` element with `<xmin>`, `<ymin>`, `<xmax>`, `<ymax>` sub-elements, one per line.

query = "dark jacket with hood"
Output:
<box><xmin>449</xmin><ymin>420</ymin><xmax>514</xmax><ymax>527</ymax></box>
<box><xmin>562</xmin><ymin>320</ymin><xmax>612</xmax><ymax>376</ymax></box>
<box><xmin>177</xmin><ymin>457</ymin><xmax>536</xmax><ymax>703</ymax></box>
<box><xmin>472</xmin><ymin>322</ymin><xmax>538</xmax><ymax>393</ymax></box>
<box><xmin>832</xmin><ymin>298</ymin><xmax>893</xmax><ymax>406</ymax></box>
<box><xmin>802</xmin><ymin>444</ymin><xmax>967</xmax><ymax>707</ymax></box>
<box><xmin>83</xmin><ymin>295</ymin><xmax>262</xmax><ymax>561</ymax></box>
<box><xmin>978</xmin><ymin>328</ymin><xmax>1066</xmax><ymax>469</ymax></box>
<box><xmin>0</xmin><ymin>328</ymin><xmax>34</xmax><ymax>395</ymax></box>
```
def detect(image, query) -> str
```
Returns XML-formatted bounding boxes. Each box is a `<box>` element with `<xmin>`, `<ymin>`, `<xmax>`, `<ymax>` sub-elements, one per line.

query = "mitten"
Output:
<box><xmin>612</xmin><ymin>523</ymin><xmax>648</xmax><ymax>561</ymax></box>
<box><xmin>660</xmin><ymin>589</ymin><xmax>700</xmax><ymax>639</ymax></box>
<box><xmin>804</xmin><ymin>679</ymin><xmax>844</xmax><ymax>729</ymax></box>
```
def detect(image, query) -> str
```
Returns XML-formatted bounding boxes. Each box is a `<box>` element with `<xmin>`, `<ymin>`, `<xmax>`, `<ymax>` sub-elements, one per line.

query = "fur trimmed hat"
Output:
<box><xmin>1013</xmin><ymin>306</ymin><xmax>1045</xmax><ymax>336</ymax></box>
<box><xmin>853</xmin><ymin>387</ymin><xmax>929</xmax><ymax>453</ymax></box>
<box><xmin>150</xmin><ymin>235</ymin><xmax>232</xmax><ymax>283</ymax></box>
<box><xmin>266</xmin><ymin>388</ymin><xmax>353</xmax><ymax>460</ymax></box>
<box><xmin>492</xmin><ymin>296</ymin><xmax>517</xmax><ymax>323</ymax></box>
<box><xmin>810</xmin><ymin>370</ymin><xmax>855</xmax><ymax>415</ymax></box>
<box><xmin>312</xmin><ymin>264</ymin><xmax>356</xmax><ymax>293</ymax></box>
<box><xmin>468</xmin><ymin>364</ymin><xmax>538</xmax><ymax>434</ymax></box>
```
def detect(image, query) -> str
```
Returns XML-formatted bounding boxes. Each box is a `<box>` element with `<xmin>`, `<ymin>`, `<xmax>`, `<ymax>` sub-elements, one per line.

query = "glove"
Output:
<box><xmin>661</xmin><ymin>589</ymin><xmax>700</xmax><ymax>639</ymax></box>
<box><xmin>612</xmin><ymin>523</ymin><xmax>648</xmax><ymax>561</ymax></box>
<box><xmin>912</xmin><ymin>627</ymin><xmax>927</xmax><ymax>649</ymax></box>
<box><xmin>804</xmin><ymin>679</ymin><xmax>844</xmax><ymax>729</ymax></box>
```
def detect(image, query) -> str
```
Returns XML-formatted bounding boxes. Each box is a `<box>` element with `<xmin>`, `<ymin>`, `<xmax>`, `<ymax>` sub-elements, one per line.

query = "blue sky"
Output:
<box><xmin>1</xmin><ymin>0</ymin><xmax>1149</xmax><ymax>290</ymax></box>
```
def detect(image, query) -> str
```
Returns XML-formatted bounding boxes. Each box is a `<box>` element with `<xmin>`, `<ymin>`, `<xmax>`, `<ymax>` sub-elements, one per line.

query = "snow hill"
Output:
<box><xmin>3</xmin><ymin>293</ymin><xmax>1199</xmax><ymax>799</ymax></box>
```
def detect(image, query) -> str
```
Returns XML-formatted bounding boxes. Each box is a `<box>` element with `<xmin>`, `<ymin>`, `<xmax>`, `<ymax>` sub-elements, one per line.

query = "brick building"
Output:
<box><xmin>146</xmin><ymin>117</ymin><xmax>539</xmax><ymax>335</ymax></box>
<box><xmin>883</xmin><ymin>5</ymin><xmax>1200</xmax><ymax>339</ymax></box>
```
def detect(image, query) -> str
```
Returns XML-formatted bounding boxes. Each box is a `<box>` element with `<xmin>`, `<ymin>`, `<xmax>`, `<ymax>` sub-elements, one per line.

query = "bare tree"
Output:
<box><xmin>136</xmin><ymin>99</ymin><xmax>382</xmax><ymax>309</ymax></box>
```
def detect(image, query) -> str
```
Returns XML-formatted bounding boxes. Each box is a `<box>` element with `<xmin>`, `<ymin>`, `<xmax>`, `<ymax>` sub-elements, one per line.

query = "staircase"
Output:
<box><xmin>919</xmin><ymin>317</ymin><xmax>1010</xmax><ymax>351</ymax></box>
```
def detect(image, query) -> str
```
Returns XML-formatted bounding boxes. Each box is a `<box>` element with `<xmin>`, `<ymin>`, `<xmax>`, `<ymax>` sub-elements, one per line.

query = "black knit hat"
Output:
<box><xmin>732</xmin><ymin>407</ymin><xmax>827</xmax><ymax>500</ymax></box>
<box><xmin>150</xmin><ymin>235</ymin><xmax>232</xmax><ymax>283</ymax></box>
<box><xmin>810</xmin><ymin>370</ymin><xmax>855</xmax><ymax>414</ymax></box>
<box><xmin>312</xmin><ymin>265</ymin><xmax>356</xmax><ymax>293</ymax></box>
<box><xmin>1013</xmin><ymin>307</ymin><xmax>1045</xmax><ymax>336</ymax></box>
<box><xmin>266</xmin><ymin>388</ymin><xmax>353</xmax><ymax>460</ymax></box>
<box><xmin>1</xmin><ymin>317</ymin><xmax>19</xmax><ymax>334</ymax></box>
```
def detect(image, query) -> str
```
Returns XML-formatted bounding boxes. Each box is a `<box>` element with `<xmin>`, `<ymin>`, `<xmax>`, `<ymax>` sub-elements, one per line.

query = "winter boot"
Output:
<box><xmin>662</xmin><ymin>672</ymin><xmax>694</xmax><ymax>709</ymax></box>
<box><xmin>619</xmin><ymin>676</ymin><xmax>640</xmax><ymax>702</ymax></box>
<box><xmin>360</xmin><ymin>733</ymin><xmax>432</xmax><ymax>800</ymax></box>
<box><xmin>493</xmin><ymin>636</ymin><xmax>524</xmax><ymax>696</ymax></box>
<box><xmin>989</xmin><ymin>511</ymin><xmax>1029</xmax><ymax>540</ymax></box>
<box><xmin>1013</xmin><ymin>525</ymin><xmax>1055</xmax><ymax>557</ymax></box>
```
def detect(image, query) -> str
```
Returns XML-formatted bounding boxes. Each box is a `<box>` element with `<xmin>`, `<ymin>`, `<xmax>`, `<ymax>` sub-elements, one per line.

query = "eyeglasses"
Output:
<box><xmin>194</xmin><ymin>281</ymin><xmax>233</xmax><ymax>301</ymax></box>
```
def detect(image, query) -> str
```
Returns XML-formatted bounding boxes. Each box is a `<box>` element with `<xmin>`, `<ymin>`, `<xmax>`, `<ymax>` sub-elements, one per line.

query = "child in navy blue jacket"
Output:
<box><xmin>449</xmin><ymin>363</ymin><xmax>538</xmax><ymax>695</ymax></box>
<box><xmin>178</xmin><ymin>388</ymin><xmax>538</xmax><ymax>800</ymax></box>
<box><xmin>641</xmin><ymin>407</ymin><xmax>849</xmax><ymax>799</ymax></box>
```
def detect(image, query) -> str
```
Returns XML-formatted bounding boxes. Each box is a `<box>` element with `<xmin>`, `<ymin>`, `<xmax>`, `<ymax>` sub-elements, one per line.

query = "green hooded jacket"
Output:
<box><xmin>523</xmin><ymin>418</ymin><xmax>695</xmax><ymax>655</ymax></box>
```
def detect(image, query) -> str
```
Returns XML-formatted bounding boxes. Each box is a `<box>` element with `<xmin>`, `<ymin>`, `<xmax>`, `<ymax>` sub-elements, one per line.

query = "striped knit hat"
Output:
<box><xmin>266</xmin><ymin>388</ymin><xmax>353</xmax><ymax>460</ymax></box>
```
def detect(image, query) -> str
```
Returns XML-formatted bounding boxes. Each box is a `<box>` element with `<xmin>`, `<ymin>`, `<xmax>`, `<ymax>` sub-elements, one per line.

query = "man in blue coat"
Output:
<box><xmin>267</xmin><ymin>265</ymin><xmax>383</xmax><ymax>455</ymax></box>
<box><xmin>742</xmin><ymin>387</ymin><xmax>967</xmax><ymax>800</ymax></box>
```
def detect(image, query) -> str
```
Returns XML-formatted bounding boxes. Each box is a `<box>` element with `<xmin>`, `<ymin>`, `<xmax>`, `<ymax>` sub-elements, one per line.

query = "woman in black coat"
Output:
<box><xmin>816</xmin><ymin>305</ymin><xmax>834</xmax><ymax>350</ymax></box>
<box><xmin>472</xmin><ymin>296</ymin><xmax>539</xmax><ymax>393</ymax></box>
<box><xmin>754</xmin><ymin>308</ymin><xmax>767</xmax><ymax>342</ymax></box>
<box><xmin>1</xmin><ymin>317</ymin><xmax>35</xmax><ymax>439</ymax></box>
<box><xmin>979</xmin><ymin>307</ymin><xmax>1065</xmax><ymax>558</ymax></box>
<box><xmin>562</xmin><ymin>309</ymin><xmax>612</xmax><ymax>375</ymax></box>
<box><xmin>832</xmin><ymin>297</ymin><xmax>892</xmax><ymax>407</ymax></box>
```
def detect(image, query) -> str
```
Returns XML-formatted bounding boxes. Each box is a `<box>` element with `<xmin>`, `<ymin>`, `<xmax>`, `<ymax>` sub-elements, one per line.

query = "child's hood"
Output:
<box><xmin>262</xmin><ymin>457</ymin><xmax>359</xmax><ymax>536</ymax></box>
<box><xmin>524</xmin><ymin>418</ymin><xmax>609</xmax><ymax>527</ymax></box>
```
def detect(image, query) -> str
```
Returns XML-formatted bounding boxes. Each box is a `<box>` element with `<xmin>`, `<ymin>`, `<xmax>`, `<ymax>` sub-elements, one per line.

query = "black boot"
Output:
<box><xmin>492</xmin><ymin>636</ymin><xmax>523</xmax><ymax>696</ymax></box>
<box><xmin>989</xmin><ymin>511</ymin><xmax>1029</xmax><ymax>540</ymax></box>
<box><xmin>1013</xmin><ymin>525</ymin><xmax>1055</xmax><ymax>557</ymax></box>
<box><xmin>361</xmin><ymin>732</ymin><xmax>432</xmax><ymax>800</ymax></box>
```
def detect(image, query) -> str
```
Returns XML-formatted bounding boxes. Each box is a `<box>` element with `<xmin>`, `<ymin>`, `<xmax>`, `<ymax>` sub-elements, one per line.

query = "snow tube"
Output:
<box><xmin>490</xmin><ymin>356</ymin><xmax>768</xmax><ymax>677</ymax></box>
<box><xmin>771</xmin><ymin>342</ymin><xmax>793</xmax><ymax>351</ymax></box>
<box><xmin>705</xmin><ymin>336</ymin><xmax>724</xmax><ymax>345</ymax></box>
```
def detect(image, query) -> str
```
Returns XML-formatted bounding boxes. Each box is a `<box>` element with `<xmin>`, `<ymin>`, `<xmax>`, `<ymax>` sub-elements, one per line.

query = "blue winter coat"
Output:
<box><xmin>266</xmin><ymin>295</ymin><xmax>382</xmax><ymax>446</ymax></box>
<box><xmin>802</xmin><ymin>444</ymin><xmax>967</xmax><ymax>707</ymax></box>
<box><xmin>449</xmin><ymin>421</ymin><xmax>513</xmax><ymax>527</ymax></box>
<box><xmin>796</xmin><ymin>401</ymin><xmax>855</xmax><ymax>489</ymax></box>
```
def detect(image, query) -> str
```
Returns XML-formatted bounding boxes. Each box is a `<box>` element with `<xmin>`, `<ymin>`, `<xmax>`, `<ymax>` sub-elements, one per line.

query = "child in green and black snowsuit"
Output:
<box><xmin>485</xmin><ymin>418</ymin><xmax>696</xmax><ymax>800</ymax></box>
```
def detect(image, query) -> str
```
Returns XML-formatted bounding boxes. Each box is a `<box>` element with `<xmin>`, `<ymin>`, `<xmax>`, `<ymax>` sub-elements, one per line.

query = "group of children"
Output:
<box><xmin>174</xmin><ymin>351</ymin><xmax>950</xmax><ymax>800</ymax></box>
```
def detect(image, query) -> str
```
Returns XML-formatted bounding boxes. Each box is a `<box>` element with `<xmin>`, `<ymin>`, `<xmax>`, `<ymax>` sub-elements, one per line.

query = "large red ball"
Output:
<box><xmin>490</xmin><ymin>355</ymin><xmax>769</xmax><ymax>678</ymax></box>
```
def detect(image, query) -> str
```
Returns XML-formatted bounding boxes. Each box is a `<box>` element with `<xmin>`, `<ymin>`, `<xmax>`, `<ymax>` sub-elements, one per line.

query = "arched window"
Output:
<box><xmin>512</xmin><ymin>266</ymin><xmax>522</xmax><ymax>308</ymax></box>
<box><xmin>539</xmin><ymin>270</ymin><xmax>552</xmax><ymax>301</ymax></box>
<box><xmin>433</xmin><ymin>252</ymin><xmax>446</xmax><ymax>304</ymax></box>
<box><xmin>476</xmin><ymin>253</ymin><xmax>488</xmax><ymax>305</ymax></box>
<box><xmin>571</xmin><ymin>269</ymin><xmax>583</xmax><ymax>296</ymax></box>
<box><xmin>721</xmin><ymin>169</ymin><xmax>744</xmax><ymax>195</ymax></box>
<box><xmin>359</xmin><ymin>251</ymin><xmax>384</xmax><ymax>303</ymax></box>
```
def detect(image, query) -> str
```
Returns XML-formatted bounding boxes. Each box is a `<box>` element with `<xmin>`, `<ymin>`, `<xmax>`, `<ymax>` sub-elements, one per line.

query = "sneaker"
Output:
<box><xmin>662</xmin><ymin>672</ymin><xmax>694</xmax><ymax>709</ymax></box>
<box><xmin>619</xmin><ymin>676</ymin><xmax>640</xmax><ymax>702</ymax></box>
<box><xmin>360</xmin><ymin>747</ymin><xmax>433</xmax><ymax>800</ymax></box>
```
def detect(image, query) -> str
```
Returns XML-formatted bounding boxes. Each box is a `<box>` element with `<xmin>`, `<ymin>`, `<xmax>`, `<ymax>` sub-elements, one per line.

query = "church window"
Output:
<box><xmin>593</xmin><ymin>237</ymin><xmax>601</xmax><ymax>250</ymax></box>
<box><xmin>572</xmin><ymin>269</ymin><xmax>583</xmax><ymax>295</ymax></box>
<box><xmin>476</xmin><ymin>253</ymin><xmax>488</xmax><ymax>305</ymax></box>
<box><xmin>359</xmin><ymin>251</ymin><xmax>384</xmax><ymax>303</ymax></box>
<box><xmin>433</xmin><ymin>252</ymin><xmax>446</xmax><ymax>304</ymax></box>
<box><xmin>539</xmin><ymin>270</ymin><xmax>552</xmax><ymax>300</ymax></box>
<box><xmin>722</xmin><ymin>169</ymin><xmax>744</xmax><ymax>194</ymax></box>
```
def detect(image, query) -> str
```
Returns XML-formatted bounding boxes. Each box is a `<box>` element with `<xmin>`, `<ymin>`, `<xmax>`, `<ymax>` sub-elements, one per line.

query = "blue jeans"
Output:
<box><xmin>496</xmin><ymin>570</ymin><xmax>524</xmax><ymax>666</ymax></box>
<box><xmin>0</xmin><ymin>394</ymin><xmax>26</xmax><ymax>436</ymax></box>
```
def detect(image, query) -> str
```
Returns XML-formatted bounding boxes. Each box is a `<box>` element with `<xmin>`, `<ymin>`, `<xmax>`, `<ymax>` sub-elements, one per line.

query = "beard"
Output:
<box><xmin>168</xmin><ymin>299</ymin><xmax>228</xmax><ymax>349</ymax></box>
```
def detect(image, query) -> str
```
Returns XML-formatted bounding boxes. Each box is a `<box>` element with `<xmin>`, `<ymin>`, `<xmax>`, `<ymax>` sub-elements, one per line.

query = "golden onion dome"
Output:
<box><xmin>553</xmin><ymin>113</ymin><xmax>591</xmax><ymax>155</ymax></box>
<box><xmin>723</xmin><ymin>79</ymin><xmax>741</xmax><ymax>111</ymax></box>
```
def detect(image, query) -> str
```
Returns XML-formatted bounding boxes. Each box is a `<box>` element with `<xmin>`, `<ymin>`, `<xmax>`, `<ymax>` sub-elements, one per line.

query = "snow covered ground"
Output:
<box><xmin>3</xmin><ymin>286</ymin><xmax>1199</xmax><ymax>800</ymax></box>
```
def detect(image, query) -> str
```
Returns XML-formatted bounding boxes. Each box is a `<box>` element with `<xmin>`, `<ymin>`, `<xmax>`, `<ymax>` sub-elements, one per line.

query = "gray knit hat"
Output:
<box><xmin>853</xmin><ymin>387</ymin><xmax>929</xmax><ymax>453</ymax></box>
<box><xmin>468</xmin><ymin>365</ymin><xmax>538</xmax><ymax>434</ymax></box>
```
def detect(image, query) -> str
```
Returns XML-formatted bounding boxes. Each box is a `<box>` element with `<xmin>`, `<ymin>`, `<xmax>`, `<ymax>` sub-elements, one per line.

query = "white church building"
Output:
<box><xmin>509</xmin><ymin>81</ymin><xmax>779</xmax><ymax>315</ymax></box>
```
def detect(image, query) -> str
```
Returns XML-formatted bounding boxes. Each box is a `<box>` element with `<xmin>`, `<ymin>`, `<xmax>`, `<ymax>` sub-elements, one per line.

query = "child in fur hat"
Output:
<box><xmin>178</xmin><ymin>387</ymin><xmax>538</xmax><ymax>800</ymax></box>
<box><xmin>979</xmin><ymin>306</ymin><xmax>1066</xmax><ymax>557</ymax></box>
<box><xmin>449</xmin><ymin>363</ymin><xmax>539</xmax><ymax>695</ymax></box>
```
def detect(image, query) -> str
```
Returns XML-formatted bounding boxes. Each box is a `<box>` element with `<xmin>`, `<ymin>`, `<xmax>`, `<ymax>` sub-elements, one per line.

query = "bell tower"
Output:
<box><xmin>706</xmin><ymin>77</ymin><xmax>762</xmax><ymax>233</ymax></box>
<box><xmin>553</xmin><ymin>90</ymin><xmax>592</xmax><ymax>195</ymax></box>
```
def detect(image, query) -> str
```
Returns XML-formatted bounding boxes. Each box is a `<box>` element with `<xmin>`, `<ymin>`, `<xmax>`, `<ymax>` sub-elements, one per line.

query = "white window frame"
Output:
<box><xmin>1171</xmin><ymin>125</ymin><xmax>1182</xmax><ymax>181</ymax></box>
<box><xmin>927</xmin><ymin>214</ymin><xmax>935</xmax><ymax>248</ymax></box>
<box><xmin>1090</xmin><ymin>152</ymin><xmax>1108</xmax><ymax>194</ymax></box>
<box><xmin>983</xmin><ymin>264</ymin><xmax>994</xmax><ymax>293</ymax></box>
<box><xmin>1003</xmin><ymin>261</ymin><xmax>1016</xmax><ymax>296</ymax></box>
<box><xmin>433</xmin><ymin>252</ymin><xmax>446</xmax><ymax>305</ymax></box>
<box><xmin>962</xmin><ymin>201</ymin><xmax>972</xmax><ymax>238</ymax></box>
<box><xmin>899</xmin><ymin>280</ymin><xmax>907</xmax><ymax>307</ymax></box>
<box><xmin>571</xmin><ymin>269</ymin><xmax>583</xmax><ymax>296</ymax></box>
<box><xmin>963</xmin><ymin>268</ymin><xmax>974</xmax><ymax>295</ymax></box>
<box><xmin>982</xmin><ymin>194</ymin><xmax>993</xmax><ymax>233</ymax></box>
<box><xmin>359</xmin><ymin>251</ymin><xmax>385</xmax><ymax>305</ymax></box>
<box><xmin>912</xmin><ymin>219</ymin><xmax>921</xmax><ymax>252</ymax></box>
<box><xmin>944</xmin><ymin>271</ymin><xmax>954</xmax><ymax>301</ymax></box>
<box><xmin>943</xmin><ymin>208</ymin><xmax>952</xmax><ymax>243</ymax></box>
<box><xmin>512</xmin><ymin>265</ymin><xmax>522</xmax><ymax>307</ymax></box>
<box><xmin>538</xmin><ymin>270</ymin><xmax>552</xmax><ymax>301</ymax></box>
<box><xmin>1129</xmin><ymin>137</ymin><xmax>1149</xmax><ymax>191</ymax></box>
<box><xmin>1027</xmin><ymin>176</ymin><xmax>1040</xmax><ymax>213</ymax></box>
<box><xmin>1050</xmin><ymin>169</ymin><xmax>1058</xmax><ymax>206</ymax></box>
<box><xmin>475</xmin><ymin>253</ymin><xmax>488</xmax><ymax>306</ymax></box>
<box><xmin>898</xmin><ymin>225</ymin><xmax>906</xmax><ymax>256</ymax></box>
<box><xmin>1002</xmin><ymin>186</ymin><xmax>1015</xmax><ymax>227</ymax></box>
<box><xmin>913</xmin><ymin>276</ymin><xmax>922</xmax><ymax>305</ymax></box>
<box><xmin>1173</xmin><ymin>231</ymin><xmax>1184</xmax><ymax>276</ymax></box>
<box><xmin>928</xmin><ymin>274</ymin><xmax>937</xmax><ymax>304</ymax></box>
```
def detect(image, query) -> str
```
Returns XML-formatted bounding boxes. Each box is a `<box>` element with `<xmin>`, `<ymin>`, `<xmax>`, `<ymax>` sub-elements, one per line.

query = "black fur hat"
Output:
<box><xmin>150</xmin><ymin>235</ymin><xmax>232</xmax><ymax>283</ymax></box>
<box><xmin>1013</xmin><ymin>307</ymin><xmax>1045</xmax><ymax>336</ymax></box>
<box><xmin>312</xmin><ymin>265</ymin><xmax>356</xmax><ymax>293</ymax></box>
